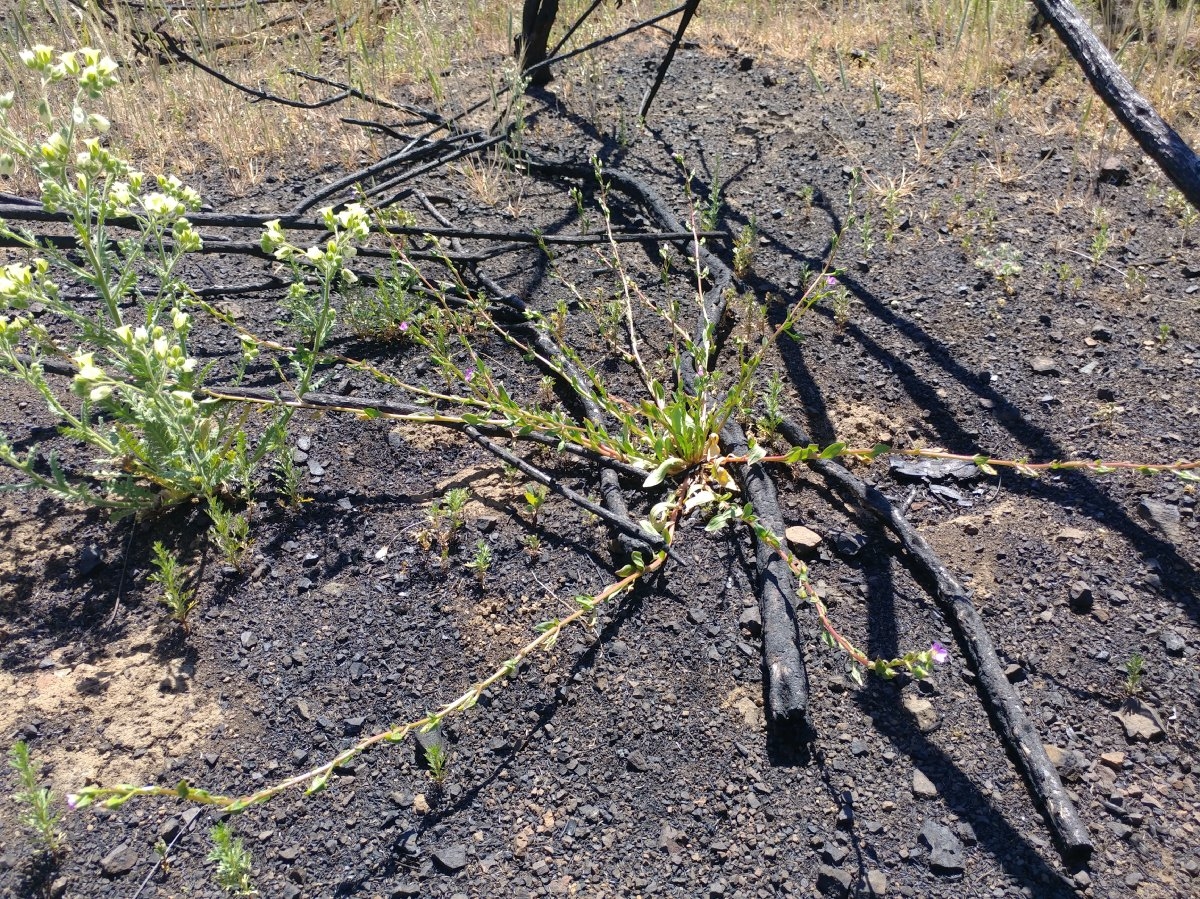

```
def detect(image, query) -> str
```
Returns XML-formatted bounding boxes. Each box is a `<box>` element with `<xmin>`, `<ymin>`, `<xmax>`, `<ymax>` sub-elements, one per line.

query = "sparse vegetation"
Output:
<box><xmin>8</xmin><ymin>741</ymin><xmax>64</xmax><ymax>856</ymax></box>
<box><xmin>3</xmin><ymin>3</ymin><xmax>1200</xmax><ymax>895</ymax></box>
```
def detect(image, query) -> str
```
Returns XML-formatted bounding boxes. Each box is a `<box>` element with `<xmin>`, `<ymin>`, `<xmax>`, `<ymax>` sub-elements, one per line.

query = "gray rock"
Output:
<box><xmin>816</xmin><ymin>865</ymin><xmax>853</xmax><ymax>897</ymax></box>
<box><xmin>99</xmin><ymin>843</ymin><xmax>139</xmax><ymax>877</ymax></box>
<box><xmin>77</xmin><ymin>543</ymin><xmax>104</xmax><ymax>577</ymax></box>
<box><xmin>901</xmin><ymin>694</ymin><xmax>940</xmax><ymax>732</ymax></box>
<box><xmin>343</xmin><ymin>716</ymin><xmax>367</xmax><ymax>736</ymax></box>
<box><xmin>391</xmin><ymin>882</ymin><xmax>421</xmax><ymax>897</ymax></box>
<box><xmin>281</xmin><ymin>885</ymin><xmax>301</xmax><ymax>899</ymax></box>
<box><xmin>1160</xmin><ymin>631</ymin><xmax>1186</xmax><ymax>656</ymax></box>
<box><xmin>919</xmin><ymin>820</ymin><xmax>965</xmax><ymax>874</ymax></box>
<box><xmin>866</xmin><ymin>869</ymin><xmax>888</xmax><ymax>895</ymax></box>
<box><xmin>1029</xmin><ymin>356</ymin><xmax>1059</xmax><ymax>374</ymax></box>
<box><xmin>1068</xmin><ymin>582</ymin><xmax>1094</xmax><ymax>613</ymax></box>
<box><xmin>832</xmin><ymin>531</ymin><xmax>867</xmax><ymax>557</ymax></box>
<box><xmin>913</xmin><ymin>769</ymin><xmax>939</xmax><ymax>798</ymax></box>
<box><xmin>889</xmin><ymin>457</ymin><xmax>979</xmax><ymax>482</ymax></box>
<box><xmin>1099</xmin><ymin>156</ymin><xmax>1130</xmax><ymax>185</ymax></box>
<box><xmin>627</xmin><ymin>750</ymin><xmax>649</xmax><ymax>772</ymax></box>
<box><xmin>158</xmin><ymin>817</ymin><xmax>181</xmax><ymax>843</ymax></box>
<box><xmin>821</xmin><ymin>841</ymin><xmax>849</xmax><ymax>864</ymax></box>
<box><xmin>1114</xmin><ymin>697</ymin><xmax>1166</xmax><ymax>741</ymax></box>
<box><xmin>738</xmin><ymin>606</ymin><xmax>762</xmax><ymax>638</ymax></box>
<box><xmin>49</xmin><ymin>877</ymin><xmax>68</xmax><ymax>899</ymax></box>
<box><xmin>240</xmin><ymin>631</ymin><xmax>257</xmax><ymax>649</ymax></box>
<box><xmin>432</xmin><ymin>844</ymin><xmax>468</xmax><ymax>873</ymax></box>
<box><xmin>1138</xmin><ymin>499</ymin><xmax>1183</xmax><ymax>543</ymax></box>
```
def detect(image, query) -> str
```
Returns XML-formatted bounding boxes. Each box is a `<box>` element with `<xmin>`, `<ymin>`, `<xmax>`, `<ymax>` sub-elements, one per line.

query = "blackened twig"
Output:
<box><xmin>776</xmin><ymin>416</ymin><xmax>1094</xmax><ymax>861</ymax></box>
<box><xmin>639</xmin><ymin>0</ymin><xmax>701</xmax><ymax>120</ymax></box>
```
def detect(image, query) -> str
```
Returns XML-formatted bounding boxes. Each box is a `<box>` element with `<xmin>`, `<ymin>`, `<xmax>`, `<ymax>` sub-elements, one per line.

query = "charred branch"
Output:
<box><xmin>1034</xmin><ymin>0</ymin><xmax>1200</xmax><ymax>208</ymax></box>
<box><xmin>776</xmin><ymin>417</ymin><xmax>1094</xmax><ymax>861</ymax></box>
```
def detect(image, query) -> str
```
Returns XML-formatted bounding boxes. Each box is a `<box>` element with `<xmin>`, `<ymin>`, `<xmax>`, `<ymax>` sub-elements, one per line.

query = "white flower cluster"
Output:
<box><xmin>71</xmin><ymin>312</ymin><xmax>198</xmax><ymax>403</ymax></box>
<box><xmin>19</xmin><ymin>46</ymin><xmax>118</xmax><ymax>98</ymax></box>
<box><xmin>262</xmin><ymin>203</ymin><xmax>370</xmax><ymax>284</ymax></box>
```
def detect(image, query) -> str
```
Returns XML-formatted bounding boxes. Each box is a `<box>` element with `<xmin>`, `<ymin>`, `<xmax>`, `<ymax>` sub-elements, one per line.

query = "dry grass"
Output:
<box><xmin>1</xmin><ymin>1</ymin><xmax>1197</xmax><ymax>197</ymax></box>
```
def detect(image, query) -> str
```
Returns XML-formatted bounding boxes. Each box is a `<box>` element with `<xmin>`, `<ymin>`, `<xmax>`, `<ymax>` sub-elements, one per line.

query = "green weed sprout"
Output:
<box><xmin>149</xmin><ymin>541</ymin><xmax>196</xmax><ymax>625</ymax></box>
<box><xmin>208</xmin><ymin>822</ymin><xmax>255</xmax><ymax>895</ymax></box>
<box><xmin>975</xmin><ymin>243</ymin><xmax>1023</xmax><ymax>291</ymax></box>
<box><xmin>8</xmin><ymin>741</ymin><xmax>64</xmax><ymax>856</ymax></box>
<box><xmin>758</xmin><ymin>372</ymin><xmax>786</xmax><ymax>435</ymax></box>
<box><xmin>424</xmin><ymin>743</ymin><xmax>450</xmax><ymax>784</ymax></box>
<box><xmin>1124</xmin><ymin>652</ymin><xmax>1146</xmax><ymax>695</ymax></box>
<box><xmin>523</xmin><ymin>483</ymin><xmax>549</xmax><ymax>526</ymax></box>
<box><xmin>732</xmin><ymin>218</ymin><xmax>757</xmax><ymax>278</ymax></box>
<box><xmin>466</xmin><ymin>539</ymin><xmax>493</xmax><ymax>583</ymax></box>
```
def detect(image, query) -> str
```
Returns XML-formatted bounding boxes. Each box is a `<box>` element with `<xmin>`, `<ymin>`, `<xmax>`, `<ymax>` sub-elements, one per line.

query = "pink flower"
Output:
<box><xmin>399</xmin><ymin>321</ymin><xmax>409</xmax><ymax>332</ymax></box>
<box><xmin>825</xmin><ymin>275</ymin><xmax>839</xmax><ymax>288</ymax></box>
<box><xmin>464</xmin><ymin>367</ymin><xmax>475</xmax><ymax>382</ymax></box>
<box><xmin>930</xmin><ymin>641</ymin><xmax>949</xmax><ymax>664</ymax></box>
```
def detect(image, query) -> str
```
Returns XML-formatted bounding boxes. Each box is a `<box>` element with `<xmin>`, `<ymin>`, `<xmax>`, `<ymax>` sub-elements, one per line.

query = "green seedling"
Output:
<box><xmin>420</xmin><ymin>488</ymin><xmax>470</xmax><ymax>559</ymax></box>
<box><xmin>758</xmin><ymin>372</ymin><xmax>785</xmax><ymax>435</ymax></box>
<box><xmin>975</xmin><ymin>243</ymin><xmax>1023</xmax><ymax>292</ymax></box>
<box><xmin>1090</xmin><ymin>207</ymin><xmax>1111</xmax><ymax>264</ymax></box>
<box><xmin>424</xmin><ymin>743</ymin><xmax>450</xmax><ymax>784</ymax></box>
<box><xmin>8</xmin><ymin>741</ymin><xmax>63</xmax><ymax>856</ymax></box>
<box><xmin>522</xmin><ymin>533</ymin><xmax>543</xmax><ymax>559</ymax></box>
<box><xmin>208</xmin><ymin>823</ymin><xmax>255</xmax><ymax>896</ymax></box>
<box><xmin>1124</xmin><ymin>652</ymin><xmax>1146</xmax><ymax>695</ymax></box>
<box><xmin>466</xmin><ymin>539</ymin><xmax>493</xmax><ymax>583</ymax></box>
<box><xmin>523</xmin><ymin>483</ymin><xmax>549</xmax><ymax>526</ymax></box>
<box><xmin>208</xmin><ymin>502</ymin><xmax>251</xmax><ymax>570</ymax></box>
<box><xmin>701</xmin><ymin>173</ymin><xmax>722</xmax><ymax>233</ymax></box>
<box><xmin>733</xmin><ymin>218</ymin><xmax>757</xmax><ymax>278</ymax></box>
<box><xmin>149</xmin><ymin>541</ymin><xmax>196</xmax><ymax>625</ymax></box>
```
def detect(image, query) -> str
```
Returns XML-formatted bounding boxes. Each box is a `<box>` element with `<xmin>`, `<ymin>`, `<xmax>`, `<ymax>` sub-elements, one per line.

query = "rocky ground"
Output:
<box><xmin>2</xmin><ymin>21</ymin><xmax>1199</xmax><ymax>899</ymax></box>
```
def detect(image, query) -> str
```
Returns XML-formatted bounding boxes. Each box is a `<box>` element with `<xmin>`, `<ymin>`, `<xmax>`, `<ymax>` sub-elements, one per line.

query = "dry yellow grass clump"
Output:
<box><xmin>0</xmin><ymin>1</ymin><xmax>1197</xmax><ymax>193</ymax></box>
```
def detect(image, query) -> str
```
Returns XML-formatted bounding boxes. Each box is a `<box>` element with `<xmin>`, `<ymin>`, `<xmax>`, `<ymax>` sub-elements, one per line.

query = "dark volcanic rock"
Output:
<box><xmin>99</xmin><ymin>843</ymin><xmax>139</xmax><ymax>877</ymax></box>
<box><xmin>433</xmin><ymin>844</ymin><xmax>469</xmax><ymax>873</ymax></box>
<box><xmin>919</xmin><ymin>820</ymin><xmax>965</xmax><ymax>874</ymax></box>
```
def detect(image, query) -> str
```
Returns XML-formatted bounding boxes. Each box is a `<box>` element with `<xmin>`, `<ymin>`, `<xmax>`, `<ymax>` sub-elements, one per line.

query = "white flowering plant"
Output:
<box><xmin>261</xmin><ymin>202</ymin><xmax>370</xmax><ymax>394</ymax></box>
<box><xmin>0</xmin><ymin>46</ymin><xmax>280</xmax><ymax>520</ymax></box>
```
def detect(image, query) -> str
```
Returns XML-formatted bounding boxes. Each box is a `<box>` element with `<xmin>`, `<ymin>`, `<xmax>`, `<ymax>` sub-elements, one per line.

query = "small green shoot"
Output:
<box><xmin>466</xmin><ymin>539</ymin><xmax>493</xmax><ymax>583</ymax></box>
<box><xmin>424</xmin><ymin>743</ymin><xmax>450</xmax><ymax>784</ymax></box>
<box><xmin>208</xmin><ymin>502</ymin><xmax>251</xmax><ymax>570</ymax></box>
<box><xmin>759</xmin><ymin>372</ymin><xmax>785</xmax><ymax>435</ymax></box>
<box><xmin>208</xmin><ymin>822</ymin><xmax>255</xmax><ymax>896</ymax></box>
<box><xmin>1090</xmin><ymin>207</ymin><xmax>1111</xmax><ymax>264</ymax></box>
<box><xmin>149</xmin><ymin>541</ymin><xmax>196</xmax><ymax>625</ymax></box>
<box><xmin>8</xmin><ymin>741</ymin><xmax>64</xmax><ymax>856</ymax></box>
<box><xmin>523</xmin><ymin>483</ymin><xmax>549</xmax><ymax>526</ymax></box>
<box><xmin>975</xmin><ymin>243</ymin><xmax>1023</xmax><ymax>292</ymax></box>
<box><xmin>733</xmin><ymin>218</ymin><xmax>757</xmax><ymax>278</ymax></box>
<box><xmin>1124</xmin><ymin>652</ymin><xmax>1146</xmax><ymax>696</ymax></box>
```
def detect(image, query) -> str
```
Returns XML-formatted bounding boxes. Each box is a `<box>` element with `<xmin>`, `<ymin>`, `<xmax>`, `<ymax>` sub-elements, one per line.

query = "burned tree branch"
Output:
<box><xmin>1034</xmin><ymin>0</ymin><xmax>1200</xmax><ymax>208</ymax></box>
<box><xmin>776</xmin><ymin>417</ymin><xmax>1094</xmax><ymax>861</ymax></box>
<box><xmin>639</xmin><ymin>0</ymin><xmax>701</xmax><ymax>120</ymax></box>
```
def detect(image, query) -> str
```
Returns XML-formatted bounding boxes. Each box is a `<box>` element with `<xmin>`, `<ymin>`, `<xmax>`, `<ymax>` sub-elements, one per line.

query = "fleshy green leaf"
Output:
<box><xmin>818</xmin><ymin>441</ymin><xmax>845</xmax><ymax>460</ymax></box>
<box><xmin>643</xmin><ymin>456</ymin><xmax>683</xmax><ymax>488</ymax></box>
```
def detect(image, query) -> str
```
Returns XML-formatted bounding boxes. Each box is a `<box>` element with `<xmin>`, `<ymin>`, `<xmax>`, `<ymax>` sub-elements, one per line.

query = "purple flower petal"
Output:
<box><xmin>399</xmin><ymin>321</ymin><xmax>409</xmax><ymax>332</ymax></box>
<box><xmin>464</xmin><ymin>367</ymin><xmax>475</xmax><ymax>382</ymax></box>
<box><xmin>930</xmin><ymin>641</ymin><xmax>949</xmax><ymax>664</ymax></box>
<box><xmin>825</xmin><ymin>275</ymin><xmax>839</xmax><ymax>288</ymax></box>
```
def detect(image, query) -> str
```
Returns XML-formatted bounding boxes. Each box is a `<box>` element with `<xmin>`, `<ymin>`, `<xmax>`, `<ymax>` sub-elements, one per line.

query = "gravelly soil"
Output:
<box><xmin>2</xmin><ymin>28</ymin><xmax>1199</xmax><ymax>899</ymax></box>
